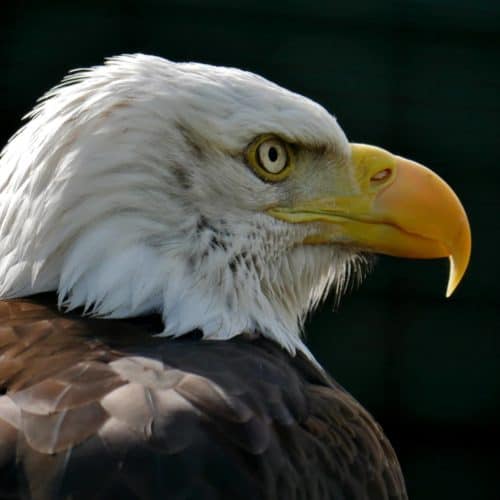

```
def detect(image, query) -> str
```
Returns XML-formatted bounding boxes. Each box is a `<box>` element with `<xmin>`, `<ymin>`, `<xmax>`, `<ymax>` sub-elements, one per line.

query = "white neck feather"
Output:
<box><xmin>0</xmin><ymin>54</ymin><xmax>363</xmax><ymax>359</ymax></box>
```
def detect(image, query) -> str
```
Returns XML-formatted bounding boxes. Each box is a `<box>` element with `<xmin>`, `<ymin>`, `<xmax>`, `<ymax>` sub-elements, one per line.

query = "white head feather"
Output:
<box><xmin>0</xmin><ymin>54</ymin><xmax>367</xmax><ymax>359</ymax></box>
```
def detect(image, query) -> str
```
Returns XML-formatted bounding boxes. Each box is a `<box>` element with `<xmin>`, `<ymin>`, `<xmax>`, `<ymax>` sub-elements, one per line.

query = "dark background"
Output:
<box><xmin>1</xmin><ymin>1</ymin><xmax>499</xmax><ymax>498</ymax></box>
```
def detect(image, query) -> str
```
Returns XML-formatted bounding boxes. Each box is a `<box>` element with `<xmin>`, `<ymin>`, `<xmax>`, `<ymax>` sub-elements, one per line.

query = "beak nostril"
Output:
<box><xmin>371</xmin><ymin>168</ymin><xmax>392</xmax><ymax>183</ymax></box>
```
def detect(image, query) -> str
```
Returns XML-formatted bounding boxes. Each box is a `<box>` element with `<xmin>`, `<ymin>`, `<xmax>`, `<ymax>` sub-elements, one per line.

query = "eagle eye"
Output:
<box><xmin>246</xmin><ymin>135</ymin><xmax>294</xmax><ymax>182</ymax></box>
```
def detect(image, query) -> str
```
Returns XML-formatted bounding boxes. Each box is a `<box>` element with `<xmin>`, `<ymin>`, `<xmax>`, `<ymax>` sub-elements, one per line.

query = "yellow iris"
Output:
<box><xmin>245</xmin><ymin>134</ymin><xmax>294</xmax><ymax>182</ymax></box>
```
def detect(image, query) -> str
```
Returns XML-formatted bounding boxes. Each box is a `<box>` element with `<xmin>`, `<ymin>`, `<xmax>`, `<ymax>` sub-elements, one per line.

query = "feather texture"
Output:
<box><xmin>0</xmin><ymin>54</ymin><xmax>364</xmax><ymax>357</ymax></box>
<box><xmin>0</xmin><ymin>295</ymin><xmax>407</xmax><ymax>500</ymax></box>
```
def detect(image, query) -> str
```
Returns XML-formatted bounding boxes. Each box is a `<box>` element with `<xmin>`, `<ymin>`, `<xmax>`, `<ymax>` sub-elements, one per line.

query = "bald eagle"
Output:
<box><xmin>0</xmin><ymin>55</ymin><xmax>470</xmax><ymax>500</ymax></box>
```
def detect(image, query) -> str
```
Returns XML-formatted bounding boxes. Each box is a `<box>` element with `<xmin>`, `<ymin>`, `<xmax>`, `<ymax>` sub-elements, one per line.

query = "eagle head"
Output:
<box><xmin>0</xmin><ymin>54</ymin><xmax>470</xmax><ymax>358</ymax></box>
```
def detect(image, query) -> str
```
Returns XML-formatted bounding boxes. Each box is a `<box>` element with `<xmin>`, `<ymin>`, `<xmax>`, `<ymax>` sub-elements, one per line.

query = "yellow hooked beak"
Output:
<box><xmin>267</xmin><ymin>144</ymin><xmax>471</xmax><ymax>297</ymax></box>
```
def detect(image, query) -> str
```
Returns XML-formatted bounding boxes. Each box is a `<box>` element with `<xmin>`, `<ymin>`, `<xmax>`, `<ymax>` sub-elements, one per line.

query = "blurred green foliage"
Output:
<box><xmin>1</xmin><ymin>1</ymin><xmax>499</xmax><ymax>498</ymax></box>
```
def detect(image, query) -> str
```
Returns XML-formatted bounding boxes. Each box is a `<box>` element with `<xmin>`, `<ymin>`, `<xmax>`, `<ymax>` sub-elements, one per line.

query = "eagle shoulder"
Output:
<box><xmin>0</xmin><ymin>296</ymin><xmax>406</xmax><ymax>499</ymax></box>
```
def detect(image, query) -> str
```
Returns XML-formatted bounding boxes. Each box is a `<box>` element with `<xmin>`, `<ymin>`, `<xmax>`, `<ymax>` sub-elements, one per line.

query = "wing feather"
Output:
<box><xmin>0</xmin><ymin>295</ymin><xmax>407</xmax><ymax>499</ymax></box>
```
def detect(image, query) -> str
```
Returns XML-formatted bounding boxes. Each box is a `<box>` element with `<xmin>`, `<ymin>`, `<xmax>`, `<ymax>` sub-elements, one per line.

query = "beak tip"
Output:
<box><xmin>445</xmin><ymin>249</ymin><xmax>470</xmax><ymax>298</ymax></box>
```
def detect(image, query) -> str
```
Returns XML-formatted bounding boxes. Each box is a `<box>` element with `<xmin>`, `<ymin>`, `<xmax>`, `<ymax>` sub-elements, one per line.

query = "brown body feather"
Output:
<box><xmin>0</xmin><ymin>295</ymin><xmax>407</xmax><ymax>500</ymax></box>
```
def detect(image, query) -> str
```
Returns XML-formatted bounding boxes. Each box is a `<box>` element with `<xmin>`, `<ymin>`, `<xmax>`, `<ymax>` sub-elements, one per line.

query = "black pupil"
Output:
<box><xmin>268</xmin><ymin>147</ymin><xmax>278</xmax><ymax>162</ymax></box>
